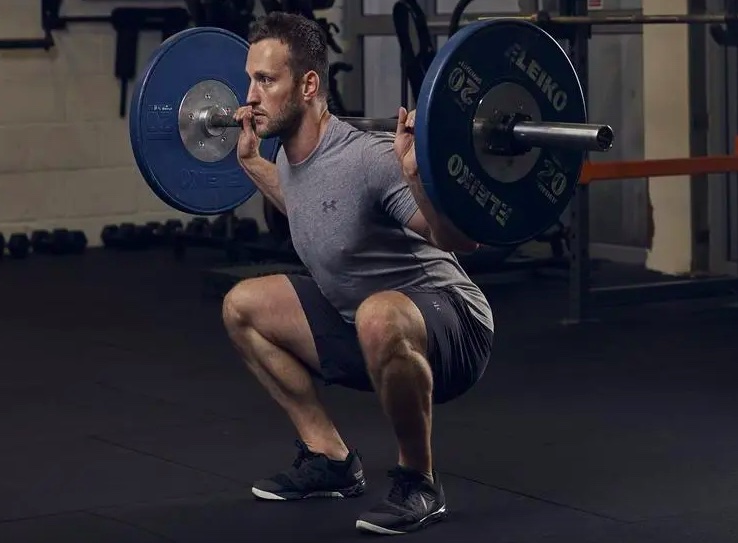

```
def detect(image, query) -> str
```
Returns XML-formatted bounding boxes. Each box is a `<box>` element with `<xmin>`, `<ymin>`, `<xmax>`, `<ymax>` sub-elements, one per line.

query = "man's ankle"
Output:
<box><xmin>304</xmin><ymin>441</ymin><xmax>350</xmax><ymax>462</ymax></box>
<box><xmin>397</xmin><ymin>463</ymin><xmax>433</xmax><ymax>483</ymax></box>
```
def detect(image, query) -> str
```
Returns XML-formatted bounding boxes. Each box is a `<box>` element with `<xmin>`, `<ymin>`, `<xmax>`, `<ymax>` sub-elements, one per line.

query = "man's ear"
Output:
<box><xmin>302</xmin><ymin>70</ymin><xmax>321</xmax><ymax>100</ymax></box>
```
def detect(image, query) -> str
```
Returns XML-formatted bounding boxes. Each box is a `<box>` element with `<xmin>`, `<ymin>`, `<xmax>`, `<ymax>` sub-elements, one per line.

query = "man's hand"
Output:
<box><xmin>393</xmin><ymin>107</ymin><xmax>480</xmax><ymax>254</ymax></box>
<box><xmin>394</xmin><ymin>107</ymin><xmax>431</xmax><ymax>218</ymax></box>
<box><xmin>394</xmin><ymin>107</ymin><xmax>418</xmax><ymax>178</ymax></box>
<box><xmin>234</xmin><ymin>106</ymin><xmax>260</xmax><ymax>164</ymax></box>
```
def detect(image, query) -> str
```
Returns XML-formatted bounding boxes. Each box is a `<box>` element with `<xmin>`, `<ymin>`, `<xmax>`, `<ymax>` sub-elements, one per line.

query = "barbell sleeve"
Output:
<box><xmin>511</xmin><ymin>121</ymin><xmax>614</xmax><ymax>152</ymax></box>
<box><xmin>209</xmin><ymin>113</ymin><xmax>241</xmax><ymax>128</ymax></box>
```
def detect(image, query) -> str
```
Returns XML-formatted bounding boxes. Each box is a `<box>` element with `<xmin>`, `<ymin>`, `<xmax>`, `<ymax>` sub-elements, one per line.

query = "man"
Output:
<box><xmin>221</xmin><ymin>12</ymin><xmax>494</xmax><ymax>536</ymax></box>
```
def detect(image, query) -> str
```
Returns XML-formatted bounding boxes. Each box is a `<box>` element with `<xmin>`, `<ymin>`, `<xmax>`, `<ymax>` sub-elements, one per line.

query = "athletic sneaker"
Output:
<box><xmin>355</xmin><ymin>466</ymin><xmax>448</xmax><ymax>535</ymax></box>
<box><xmin>251</xmin><ymin>439</ymin><xmax>366</xmax><ymax>500</ymax></box>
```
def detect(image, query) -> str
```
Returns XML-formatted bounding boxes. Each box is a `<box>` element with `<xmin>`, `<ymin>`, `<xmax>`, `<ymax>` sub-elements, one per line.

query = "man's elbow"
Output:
<box><xmin>448</xmin><ymin>240</ymin><xmax>480</xmax><ymax>254</ymax></box>
<box><xmin>460</xmin><ymin>240</ymin><xmax>481</xmax><ymax>253</ymax></box>
<box><xmin>432</xmin><ymin>232</ymin><xmax>479</xmax><ymax>254</ymax></box>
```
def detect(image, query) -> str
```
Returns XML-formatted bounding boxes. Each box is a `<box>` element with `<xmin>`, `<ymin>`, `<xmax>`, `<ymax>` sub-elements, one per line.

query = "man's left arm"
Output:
<box><xmin>391</xmin><ymin>107</ymin><xmax>479</xmax><ymax>253</ymax></box>
<box><xmin>404</xmin><ymin>174</ymin><xmax>480</xmax><ymax>254</ymax></box>
<box><xmin>368</xmin><ymin>132</ymin><xmax>478</xmax><ymax>254</ymax></box>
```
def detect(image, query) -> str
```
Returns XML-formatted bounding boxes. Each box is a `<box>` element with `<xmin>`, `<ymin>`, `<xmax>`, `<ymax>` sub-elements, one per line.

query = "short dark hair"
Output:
<box><xmin>248</xmin><ymin>12</ymin><xmax>329</xmax><ymax>98</ymax></box>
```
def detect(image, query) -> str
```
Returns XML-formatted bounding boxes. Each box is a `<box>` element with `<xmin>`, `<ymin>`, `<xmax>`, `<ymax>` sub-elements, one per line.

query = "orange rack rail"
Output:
<box><xmin>580</xmin><ymin>137</ymin><xmax>738</xmax><ymax>183</ymax></box>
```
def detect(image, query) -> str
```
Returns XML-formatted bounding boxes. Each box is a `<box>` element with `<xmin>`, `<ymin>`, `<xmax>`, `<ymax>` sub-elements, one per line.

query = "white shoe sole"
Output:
<box><xmin>355</xmin><ymin>506</ymin><xmax>448</xmax><ymax>535</ymax></box>
<box><xmin>355</xmin><ymin>520</ymin><xmax>405</xmax><ymax>535</ymax></box>
<box><xmin>252</xmin><ymin>487</ymin><xmax>350</xmax><ymax>500</ymax></box>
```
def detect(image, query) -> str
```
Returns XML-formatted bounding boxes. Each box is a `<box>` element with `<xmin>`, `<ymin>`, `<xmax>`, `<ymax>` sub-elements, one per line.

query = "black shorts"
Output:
<box><xmin>287</xmin><ymin>274</ymin><xmax>494</xmax><ymax>405</ymax></box>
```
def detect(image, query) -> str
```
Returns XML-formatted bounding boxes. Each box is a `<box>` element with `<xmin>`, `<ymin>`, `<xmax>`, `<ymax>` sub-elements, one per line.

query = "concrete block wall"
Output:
<box><xmin>0</xmin><ymin>0</ymin><xmax>344</xmax><ymax>247</ymax></box>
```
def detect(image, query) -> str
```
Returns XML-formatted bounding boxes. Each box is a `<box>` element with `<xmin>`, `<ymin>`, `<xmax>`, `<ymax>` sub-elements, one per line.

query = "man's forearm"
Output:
<box><xmin>406</xmin><ymin>173</ymin><xmax>479</xmax><ymax>253</ymax></box>
<box><xmin>238</xmin><ymin>155</ymin><xmax>286</xmax><ymax>214</ymax></box>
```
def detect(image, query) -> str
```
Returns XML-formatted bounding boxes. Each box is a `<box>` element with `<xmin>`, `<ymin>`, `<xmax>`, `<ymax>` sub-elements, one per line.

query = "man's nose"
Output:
<box><xmin>246</xmin><ymin>83</ymin><xmax>259</xmax><ymax>107</ymax></box>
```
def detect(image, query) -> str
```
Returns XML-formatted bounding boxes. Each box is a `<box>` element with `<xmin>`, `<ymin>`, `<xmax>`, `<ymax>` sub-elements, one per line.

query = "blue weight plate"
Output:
<box><xmin>416</xmin><ymin>19</ymin><xmax>586</xmax><ymax>246</ymax></box>
<box><xmin>129</xmin><ymin>27</ymin><xmax>281</xmax><ymax>216</ymax></box>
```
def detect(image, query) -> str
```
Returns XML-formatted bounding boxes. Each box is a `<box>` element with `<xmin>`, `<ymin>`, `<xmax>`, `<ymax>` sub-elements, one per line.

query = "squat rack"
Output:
<box><xmin>539</xmin><ymin>0</ymin><xmax>738</xmax><ymax>322</ymax></box>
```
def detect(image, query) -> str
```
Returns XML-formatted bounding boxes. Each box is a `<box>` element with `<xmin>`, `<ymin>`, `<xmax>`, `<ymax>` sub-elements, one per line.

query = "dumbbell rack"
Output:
<box><xmin>171</xmin><ymin>212</ymin><xmax>300</xmax><ymax>266</ymax></box>
<box><xmin>0</xmin><ymin>229</ymin><xmax>88</xmax><ymax>260</ymax></box>
<box><xmin>172</xmin><ymin>212</ymin><xmax>240</xmax><ymax>261</ymax></box>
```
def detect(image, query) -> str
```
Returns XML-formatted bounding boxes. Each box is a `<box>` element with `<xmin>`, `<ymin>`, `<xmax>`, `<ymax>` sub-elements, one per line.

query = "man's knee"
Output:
<box><xmin>222</xmin><ymin>276</ymin><xmax>280</xmax><ymax>331</ymax></box>
<box><xmin>355</xmin><ymin>291</ymin><xmax>426</xmax><ymax>373</ymax></box>
<box><xmin>222</xmin><ymin>279</ymin><xmax>261</xmax><ymax>331</ymax></box>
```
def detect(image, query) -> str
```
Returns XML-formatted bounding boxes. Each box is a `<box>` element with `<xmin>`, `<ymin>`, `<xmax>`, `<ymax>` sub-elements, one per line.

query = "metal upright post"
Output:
<box><xmin>566</xmin><ymin>0</ymin><xmax>592</xmax><ymax>324</ymax></box>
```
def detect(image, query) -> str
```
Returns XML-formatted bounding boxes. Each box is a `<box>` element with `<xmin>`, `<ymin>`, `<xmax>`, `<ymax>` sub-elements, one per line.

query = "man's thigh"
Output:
<box><xmin>401</xmin><ymin>287</ymin><xmax>494</xmax><ymax>404</ymax></box>
<box><xmin>288</xmin><ymin>275</ymin><xmax>493</xmax><ymax>401</ymax></box>
<box><xmin>286</xmin><ymin>274</ymin><xmax>373</xmax><ymax>391</ymax></box>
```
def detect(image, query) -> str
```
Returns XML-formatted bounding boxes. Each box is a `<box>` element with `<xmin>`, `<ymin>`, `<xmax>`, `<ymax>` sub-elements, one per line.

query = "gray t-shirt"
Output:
<box><xmin>276</xmin><ymin>115</ymin><xmax>493</xmax><ymax>331</ymax></box>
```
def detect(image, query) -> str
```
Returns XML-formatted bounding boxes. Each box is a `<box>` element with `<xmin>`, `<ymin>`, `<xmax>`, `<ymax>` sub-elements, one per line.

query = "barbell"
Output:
<box><xmin>129</xmin><ymin>19</ymin><xmax>615</xmax><ymax>247</ymax></box>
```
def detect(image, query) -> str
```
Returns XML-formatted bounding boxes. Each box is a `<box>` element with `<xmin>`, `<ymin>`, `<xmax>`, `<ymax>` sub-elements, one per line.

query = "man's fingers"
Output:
<box><xmin>396</xmin><ymin>107</ymin><xmax>408</xmax><ymax>133</ymax></box>
<box><xmin>406</xmin><ymin>109</ymin><xmax>416</xmax><ymax>130</ymax></box>
<box><xmin>234</xmin><ymin>106</ymin><xmax>252</xmax><ymax>123</ymax></box>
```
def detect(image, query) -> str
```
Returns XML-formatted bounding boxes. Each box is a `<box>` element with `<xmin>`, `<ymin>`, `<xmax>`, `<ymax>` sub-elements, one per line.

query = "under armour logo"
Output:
<box><xmin>322</xmin><ymin>200</ymin><xmax>337</xmax><ymax>213</ymax></box>
<box><xmin>432</xmin><ymin>301</ymin><xmax>441</xmax><ymax>312</ymax></box>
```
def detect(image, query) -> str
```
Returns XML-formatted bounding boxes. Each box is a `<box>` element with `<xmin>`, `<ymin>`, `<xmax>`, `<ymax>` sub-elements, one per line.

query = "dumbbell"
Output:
<box><xmin>184</xmin><ymin>217</ymin><xmax>211</xmax><ymax>246</ymax></box>
<box><xmin>187</xmin><ymin>217</ymin><xmax>210</xmax><ymax>235</ymax></box>
<box><xmin>210</xmin><ymin>215</ymin><xmax>230</xmax><ymax>238</ymax></box>
<box><xmin>69</xmin><ymin>230</ymin><xmax>88</xmax><ymax>254</ymax></box>
<box><xmin>162</xmin><ymin>219</ymin><xmax>183</xmax><ymax>243</ymax></box>
<box><xmin>8</xmin><ymin>233</ymin><xmax>30</xmax><ymax>259</ymax></box>
<box><xmin>100</xmin><ymin>219</ymin><xmax>179</xmax><ymax>253</ymax></box>
<box><xmin>121</xmin><ymin>222</ymin><xmax>152</xmax><ymax>250</ymax></box>
<box><xmin>31</xmin><ymin>230</ymin><xmax>54</xmax><ymax>254</ymax></box>
<box><xmin>101</xmin><ymin>224</ymin><xmax>120</xmax><ymax>249</ymax></box>
<box><xmin>143</xmin><ymin>221</ymin><xmax>162</xmax><ymax>245</ymax></box>
<box><xmin>101</xmin><ymin>223</ymin><xmax>131</xmax><ymax>250</ymax></box>
<box><xmin>147</xmin><ymin>221</ymin><xmax>183</xmax><ymax>247</ymax></box>
<box><xmin>204</xmin><ymin>215</ymin><xmax>259</xmax><ymax>242</ymax></box>
<box><xmin>233</xmin><ymin>218</ymin><xmax>259</xmax><ymax>242</ymax></box>
<box><xmin>103</xmin><ymin>223</ymin><xmax>155</xmax><ymax>250</ymax></box>
<box><xmin>145</xmin><ymin>220</ymin><xmax>187</xmax><ymax>247</ymax></box>
<box><xmin>31</xmin><ymin>229</ymin><xmax>88</xmax><ymax>255</ymax></box>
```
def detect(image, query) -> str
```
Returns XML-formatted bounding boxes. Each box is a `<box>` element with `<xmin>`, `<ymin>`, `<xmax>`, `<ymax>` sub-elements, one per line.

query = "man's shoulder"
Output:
<box><xmin>359</xmin><ymin>129</ymin><xmax>395</xmax><ymax>152</ymax></box>
<box><xmin>333</xmin><ymin>116</ymin><xmax>394</xmax><ymax>154</ymax></box>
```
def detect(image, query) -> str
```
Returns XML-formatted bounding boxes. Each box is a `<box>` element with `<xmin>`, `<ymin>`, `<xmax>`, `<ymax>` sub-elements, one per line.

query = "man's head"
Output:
<box><xmin>245</xmin><ymin>12</ymin><xmax>329</xmax><ymax>139</ymax></box>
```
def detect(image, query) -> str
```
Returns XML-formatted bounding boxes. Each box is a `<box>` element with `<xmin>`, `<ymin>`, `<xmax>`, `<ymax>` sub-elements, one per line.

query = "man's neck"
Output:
<box><xmin>283</xmin><ymin>104</ymin><xmax>331</xmax><ymax>165</ymax></box>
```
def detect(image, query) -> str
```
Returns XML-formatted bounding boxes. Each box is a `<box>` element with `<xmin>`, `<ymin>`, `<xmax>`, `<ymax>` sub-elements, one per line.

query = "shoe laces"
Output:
<box><xmin>291</xmin><ymin>439</ymin><xmax>316</xmax><ymax>469</ymax></box>
<box><xmin>386</xmin><ymin>466</ymin><xmax>426</xmax><ymax>503</ymax></box>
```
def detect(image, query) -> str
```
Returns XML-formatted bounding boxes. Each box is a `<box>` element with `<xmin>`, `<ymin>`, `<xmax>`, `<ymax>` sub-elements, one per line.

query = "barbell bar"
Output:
<box><xmin>207</xmin><ymin>113</ymin><xmax>614</xmax><ymax>153</ymax></box>
<box><xmin>129</xmin><ymin>20</ymin><xmax>615</xmax><ymax>247</ymax></box>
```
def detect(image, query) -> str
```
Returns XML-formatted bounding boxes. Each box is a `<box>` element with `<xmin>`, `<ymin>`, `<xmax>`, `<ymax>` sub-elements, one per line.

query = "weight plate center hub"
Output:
<box><xmin>471</xmin><ymin>82</ymin><xmax>541</xmax><ymax>184</ymax></box>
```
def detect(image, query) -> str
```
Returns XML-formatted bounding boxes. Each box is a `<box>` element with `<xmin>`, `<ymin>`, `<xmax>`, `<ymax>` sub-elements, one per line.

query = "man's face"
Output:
<box><xmin>245</xmin><ymin>39</ymin><xmax>304</xmax><ymax>139</ymax></box>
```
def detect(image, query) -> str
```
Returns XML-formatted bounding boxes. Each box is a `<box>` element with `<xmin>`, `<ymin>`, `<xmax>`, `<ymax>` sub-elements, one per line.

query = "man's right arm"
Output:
<box><xmin>238</xmin><ymin>156</ymin><xmax>286</xmax><ymax>215</ymax></box>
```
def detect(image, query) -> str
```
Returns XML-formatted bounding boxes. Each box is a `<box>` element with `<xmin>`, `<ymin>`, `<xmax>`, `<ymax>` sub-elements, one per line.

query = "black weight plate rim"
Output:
<box><xmin>129</xmin><ymin>27</ymin><xmax>281</xmax><ymax>216</ymax></box>
<box><xmin>416</xmin><ymin>19</ymin><xmax>587</xmax><ymax>246</ymax></box>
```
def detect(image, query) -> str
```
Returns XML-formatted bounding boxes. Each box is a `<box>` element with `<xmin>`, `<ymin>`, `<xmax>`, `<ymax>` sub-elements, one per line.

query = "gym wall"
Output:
<box><xmin>0</xmin><ymin>0</ymin><xmax>346</xmax><ymax>247</ymax></box>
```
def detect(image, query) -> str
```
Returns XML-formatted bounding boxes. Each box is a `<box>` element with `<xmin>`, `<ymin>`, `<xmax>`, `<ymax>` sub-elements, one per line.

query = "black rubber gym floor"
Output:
<box><xmin>1</xmin><ymin>248</ymin><xmax>738</xmax><ymax>542</ymax></box>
